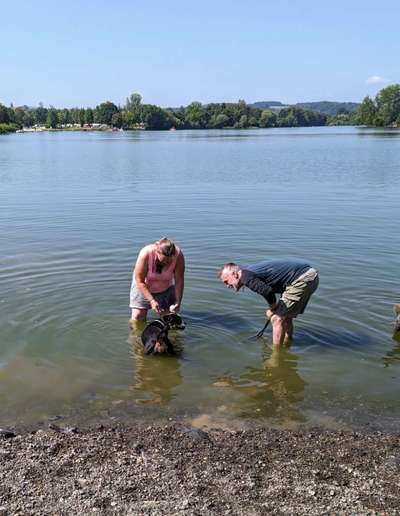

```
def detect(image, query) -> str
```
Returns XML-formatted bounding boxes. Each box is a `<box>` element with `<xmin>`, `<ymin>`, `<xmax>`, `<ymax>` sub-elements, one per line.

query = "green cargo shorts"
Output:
<box><xmin>275</xmin><ymin>267</ymin><xmax>319</xmax><ymax>318</ymax></box>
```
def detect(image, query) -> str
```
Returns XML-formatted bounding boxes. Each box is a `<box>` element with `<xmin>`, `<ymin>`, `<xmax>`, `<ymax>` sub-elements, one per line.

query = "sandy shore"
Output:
<box><xmin>1</xmin><ymin>422</ymin><xmax>400</xmax><ymax>515</ymax></box>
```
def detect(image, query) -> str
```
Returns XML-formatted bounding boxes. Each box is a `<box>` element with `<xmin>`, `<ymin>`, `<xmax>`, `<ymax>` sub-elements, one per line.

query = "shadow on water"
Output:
<box><xmin>294</xmin><ymin>324</ymin><xmax>400</xmax><ymax>369</ymax></box>
<box><xmin>291</xmin><ymin>324</ymin><xmax>375</xmax><ymax>351</ymax></box>
<box><xmin>213</xmin><ymin>344</ymin><xmax>306</xmax><ymax>423</ymax></box>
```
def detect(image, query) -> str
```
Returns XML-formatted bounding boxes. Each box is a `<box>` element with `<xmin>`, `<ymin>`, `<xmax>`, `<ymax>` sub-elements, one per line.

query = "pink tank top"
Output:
<box><xmin>145</xmin><ymin>244</ymin><xmax>180</xmax><ymax>293</ymax></box>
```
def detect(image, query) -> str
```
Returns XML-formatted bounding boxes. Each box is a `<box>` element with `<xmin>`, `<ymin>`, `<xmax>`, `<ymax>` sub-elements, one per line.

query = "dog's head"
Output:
<box><xmin>394</xmin><ymin>304</ymin><xmax>400</xmax><ymax>333</ymax></box>
<box><xmin>161</xmin><ymin>313</ymin><xmax>185</xmax><ymax>330</ymax></box>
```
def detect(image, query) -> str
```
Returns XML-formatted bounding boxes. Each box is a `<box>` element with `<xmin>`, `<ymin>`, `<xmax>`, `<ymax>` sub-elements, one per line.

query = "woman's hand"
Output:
<box><xmin>150</xmin><ymin>299</ymin><xmax>161</xmax><ymax>313</ymax></box>
<box><xmin>169</xmin><ymin>303</ymin><xmax>180</xmax><ymax>313</ymax></box>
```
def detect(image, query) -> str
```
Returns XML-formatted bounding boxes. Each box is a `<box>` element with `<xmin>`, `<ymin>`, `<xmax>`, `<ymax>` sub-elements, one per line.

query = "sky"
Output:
<box><xmin>2</xmin><ymin>0</ymin><xmax>399</xmax><ymax>108</ymax></box>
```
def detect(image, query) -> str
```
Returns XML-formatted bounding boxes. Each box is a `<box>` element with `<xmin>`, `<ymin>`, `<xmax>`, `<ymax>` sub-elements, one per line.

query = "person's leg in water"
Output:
<box><xmin>268</xmin><ymin>312</ymin><xmax>286</xmax><ymax>346</ymax></box>
<box><xmin>129</xmin><ymin>308</ymin><xmax>148</xmax><ymax>329</ymax></box>
<box><xmin>283</xmin><ymin>317</ymin><xmax>293</xmax><ymax>346</ymax></box>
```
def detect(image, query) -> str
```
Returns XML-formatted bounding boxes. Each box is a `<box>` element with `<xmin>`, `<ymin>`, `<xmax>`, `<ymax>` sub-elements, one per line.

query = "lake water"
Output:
<box><xmin>1</xmin><ymin>127</ymin><xmax>400</xmax><ymax>431</ymax></box>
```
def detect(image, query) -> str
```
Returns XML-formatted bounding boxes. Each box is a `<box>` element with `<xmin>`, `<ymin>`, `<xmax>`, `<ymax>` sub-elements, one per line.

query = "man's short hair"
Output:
<box><xmin>218</xmin><ymin>262</ymin><xmax>240</xmax><ymax>278</ymax></box>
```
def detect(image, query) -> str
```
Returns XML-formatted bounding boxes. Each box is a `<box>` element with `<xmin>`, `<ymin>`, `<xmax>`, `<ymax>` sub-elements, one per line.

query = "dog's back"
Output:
<box><xmin>141</xmin><ymin>320</ymin><xmax>169</xmax><ymax>355</ymax></box>
<box><xmin>141</xmin><ymin>314</ymin><xmax>185</xmax><ymax>355</ymax></box>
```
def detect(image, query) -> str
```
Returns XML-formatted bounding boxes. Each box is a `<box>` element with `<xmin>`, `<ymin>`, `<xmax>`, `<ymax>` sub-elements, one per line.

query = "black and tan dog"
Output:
<box><xmin>141</xmin><ymin>313</ymin><xmax>185</xmax><ymax>355</ymax></box>
<box><xmin>394</xmin><ymin>304</ymin><xmax>400</xmax><ymax>335</ymax></box>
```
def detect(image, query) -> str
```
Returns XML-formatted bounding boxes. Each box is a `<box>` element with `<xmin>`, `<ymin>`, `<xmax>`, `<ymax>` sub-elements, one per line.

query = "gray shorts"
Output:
<box><xmin>129</xmin><ymin>283</ymin><xmax>176</xmax><ymax>311</ymax></box>
<box><xmin>275</xmin><ymin>267</ymin><xmax>319</xmax><ymax>318</ymax></box>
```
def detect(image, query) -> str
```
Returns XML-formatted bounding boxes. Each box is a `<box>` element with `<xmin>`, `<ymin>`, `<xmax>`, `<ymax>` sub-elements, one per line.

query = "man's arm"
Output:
<box><xmin>242</xmin><ymin>271</ymin><xmax>276</xmax><ymax>306</ymax></box>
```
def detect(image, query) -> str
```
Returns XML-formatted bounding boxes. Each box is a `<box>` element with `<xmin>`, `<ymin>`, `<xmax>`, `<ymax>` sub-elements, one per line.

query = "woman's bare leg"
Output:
<box><xmin>129</xmin><ymin>308</ymin><xmax>148</xmax><ymax>329</ymax></box>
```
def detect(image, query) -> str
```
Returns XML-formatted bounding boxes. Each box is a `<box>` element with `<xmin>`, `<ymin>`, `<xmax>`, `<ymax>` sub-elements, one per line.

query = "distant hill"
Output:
<box><xmin>251</xmin><ymin>101</ymin><xmax>285</xmax><ymax>109</ymax></box>
<box><xmin>250</xmin><ymin>100</ymin><xmax>360</xmax><ymax>116</ymax></box>
<box><xmin>294</xmin><ymin>101</ymin><xmax>359</xmax><ymax>116</ymax></box>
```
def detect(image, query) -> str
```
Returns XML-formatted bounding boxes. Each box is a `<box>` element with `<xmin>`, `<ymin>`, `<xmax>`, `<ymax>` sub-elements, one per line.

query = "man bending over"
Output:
<box><xmin>219</xmin><ymin>260</ymin><xmax>319</xmax><ymax>346</ymax></box>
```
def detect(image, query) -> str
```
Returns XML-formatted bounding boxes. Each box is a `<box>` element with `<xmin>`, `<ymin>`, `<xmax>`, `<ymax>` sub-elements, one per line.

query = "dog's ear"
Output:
<box><xmin>394</xmin><ymin>304</ymin><xmax>400</xmax><ymax>316</ymax></box>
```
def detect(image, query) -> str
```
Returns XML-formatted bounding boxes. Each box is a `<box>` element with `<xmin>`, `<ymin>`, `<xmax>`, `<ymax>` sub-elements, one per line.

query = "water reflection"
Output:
<box><xmin>382</xmin><ymin>332</ymin><xmax>400</xmax><ymax>368</ymax></box>
<box><xmin>213</xmin><ymin>345</ymin><xmax>306</xmax><ymax>423</ymax></box>
<box><xmin>127</xmin><ymin>327</ymin><xmax>183</xmax><ymax>405</ymax></box>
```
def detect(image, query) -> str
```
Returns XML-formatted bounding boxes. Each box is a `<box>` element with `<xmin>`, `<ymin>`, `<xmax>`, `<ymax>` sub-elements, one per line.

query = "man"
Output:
<box><xmin>219</xmin><ymin>260</ymin><xmax>319</xmax><ymax>346</ymax></box>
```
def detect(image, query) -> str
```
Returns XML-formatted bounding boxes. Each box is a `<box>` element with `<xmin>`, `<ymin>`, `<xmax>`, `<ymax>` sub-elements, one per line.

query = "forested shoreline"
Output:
<box><xmin>1</xmin><ymin>85</ymin><xmax>399</xmax><ymax>134</ymax></box>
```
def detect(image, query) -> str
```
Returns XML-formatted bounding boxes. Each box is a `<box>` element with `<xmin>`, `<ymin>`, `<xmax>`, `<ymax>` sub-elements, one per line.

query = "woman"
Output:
<box><xmin>129</xmin><ymin>237</ymin><xmax>185</xmax><ymax>325</ymax></box>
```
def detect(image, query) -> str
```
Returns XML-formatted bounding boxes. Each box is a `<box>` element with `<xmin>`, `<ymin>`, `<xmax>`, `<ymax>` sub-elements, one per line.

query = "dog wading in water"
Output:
<box><xmin>141</xmin><ymin>313</ymin><xmax>185</xmax><ymax>355</ymax></box>
<box><xmin>219</xmin><ymin>259</ymin><xmax>319</xmax><ymax>346</ymax></box>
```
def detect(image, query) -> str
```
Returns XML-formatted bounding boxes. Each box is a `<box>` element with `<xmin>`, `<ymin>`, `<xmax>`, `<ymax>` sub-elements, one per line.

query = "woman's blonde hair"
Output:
<box><xmin>155</xmin><ymin>237</ymin><xmax>176</xmax><ymax>257</ymax></box>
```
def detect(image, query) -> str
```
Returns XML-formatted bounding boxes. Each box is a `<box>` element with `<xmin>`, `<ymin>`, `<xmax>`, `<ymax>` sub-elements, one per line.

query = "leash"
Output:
<box><xmin>249</xmin><ymin>318</ymin><xmax>270</xmax><ymax>340</ymax></box>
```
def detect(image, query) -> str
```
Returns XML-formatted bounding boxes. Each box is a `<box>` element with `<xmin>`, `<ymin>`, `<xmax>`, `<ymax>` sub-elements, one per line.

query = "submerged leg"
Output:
<box><xmin>129</xmin><ymin>308</ymin><xmax>148</xmax><ymax>329</ymax></box>
<box><xmin>283</xmin><ymin>318</ymin><xmax>294</xmax><ymax>346</ymax></box>
<box><xmin>270</xmin><ymin>313</ymin><xmax>286</xmax><ymax>346</ymax></box>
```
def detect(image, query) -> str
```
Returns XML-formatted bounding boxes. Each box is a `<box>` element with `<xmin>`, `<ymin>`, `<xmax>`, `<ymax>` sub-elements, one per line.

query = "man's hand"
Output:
<box><xmin>169</xmin><ymin>303</ymin><xmax>180</xmax><ymax>313</ymax></box>
<box><xmin>150</xmin><ymin>299</ymin><xmax>161</xmax><ymax>313</ymax></box>
<box><xmin>266</xmin><ymin>308</ymin><xmax>275</xmax><ymax>320</ymax></box>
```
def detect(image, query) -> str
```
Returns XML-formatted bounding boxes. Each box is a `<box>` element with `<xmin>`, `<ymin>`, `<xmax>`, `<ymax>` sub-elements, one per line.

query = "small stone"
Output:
<box><xmin>0</xmin><ymin>429</ymin><xmax>16</xmax><ymax>439</ymax></box>
<box><xmin>65</xmin><ymin>426</ymin><xmax>78</xmax><ymax>434</ymax></box>
<box><xmin>330</xmin><ymin>489</ymin><xmax>335</xmax><ymax>496</ymax></box>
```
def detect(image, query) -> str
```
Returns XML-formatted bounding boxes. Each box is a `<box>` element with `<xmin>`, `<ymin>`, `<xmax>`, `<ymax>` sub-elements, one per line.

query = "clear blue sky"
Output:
<box><xmin>2</xmin><ymin>0</ymin><xmax>399</xmax><ymax>108</ymax></box>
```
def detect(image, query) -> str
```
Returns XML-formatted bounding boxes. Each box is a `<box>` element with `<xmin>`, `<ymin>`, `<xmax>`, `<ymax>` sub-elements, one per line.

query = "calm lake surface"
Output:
<box><xmin>1</xmin><ymin>127</ymin><xmax>399</xmax><ymax>431</ymax></box>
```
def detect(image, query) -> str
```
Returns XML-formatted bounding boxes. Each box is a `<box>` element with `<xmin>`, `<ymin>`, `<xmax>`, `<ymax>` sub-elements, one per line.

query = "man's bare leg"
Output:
<box><xmin>283</xmin><ymin>318</ymin><xmax>293</xmax><ymax>346</ymax></box>
<box><xmin>270</xmin><ymin>313</ymin><xmax>286</xmax><ymax>346</ymax></box>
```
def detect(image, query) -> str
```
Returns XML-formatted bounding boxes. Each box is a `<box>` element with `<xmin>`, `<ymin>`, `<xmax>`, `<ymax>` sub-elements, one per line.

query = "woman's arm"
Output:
<box><xmin>134</xmin><ymin>248</ymin><xmax>160</xmax><ymax>312</ymax></box>
<box><xmin>172</xmin><ymin>252</ymin><xmax>185</xmax><ymax>312</ymax></box>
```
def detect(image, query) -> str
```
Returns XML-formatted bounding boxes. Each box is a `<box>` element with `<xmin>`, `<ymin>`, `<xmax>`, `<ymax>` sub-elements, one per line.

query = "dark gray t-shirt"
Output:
<box><xmin>241</xmin><ymin>260</ymin><xmax>310</xmax><ymax>305</ymax></box>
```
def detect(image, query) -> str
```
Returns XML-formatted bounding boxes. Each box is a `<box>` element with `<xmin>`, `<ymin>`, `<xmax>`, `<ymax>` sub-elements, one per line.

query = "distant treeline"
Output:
<box><xmin>356</xmin><ymin>85</ymin><xmax>400</xmax><ymax>127</ymax></box>
<box><xmin>0</xmin><ymin>95</ymin><xmax>328</xmax><ymax>133</ymax></box>
<box><xmin>1</xmin><ymin>85</ymin><xmax>399</xmax><ymax>133</ymax></box>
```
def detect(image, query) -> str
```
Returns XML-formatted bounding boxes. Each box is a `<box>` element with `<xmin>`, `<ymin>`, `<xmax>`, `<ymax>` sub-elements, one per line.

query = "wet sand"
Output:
<box><xmin>1</xmin><ymin>421</ymin><xmax>400</xmax><ymax>515</ymax></box>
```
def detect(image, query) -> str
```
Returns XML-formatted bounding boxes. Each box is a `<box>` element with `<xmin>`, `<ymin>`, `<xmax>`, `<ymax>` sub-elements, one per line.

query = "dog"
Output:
<box><xmin>394</xmin><ymin>304</ymin><xmax>400</xmax><ymax>334</ymax></box>
<box><xmin>141</xmin><ymin>313</ymin><xmax>185</xmax><ymax>355</ymax></box>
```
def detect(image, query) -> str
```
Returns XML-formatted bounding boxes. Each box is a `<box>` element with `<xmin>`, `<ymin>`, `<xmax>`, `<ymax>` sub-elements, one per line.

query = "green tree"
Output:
<box><xmin>111</xmin><ymin>111</ymin><xmax>123</xmax><ymax>128</ymax></box>
<box><xmin>141</xmin><ymin>104</ymin><xmax>172</xmax><ymax>130</ymax></box>
<box><xmin>0</xmin><ymin>103</ymin><xmax>10</xmax><ymax>124</ymax></box>
<box><xmin>85</xmin><ymin>108</ymin><xmax>94</xmax><ymax>126</ymax></box>
<box><xmin>184</xmin><ymin>102</ymin><xmax>208</xmax><ymax>128</ymax></box>
<box><xmin>35</xmin><ymin>103</ymin><xmax>47</xmax><ymax>125</ymax></box>
<box><xmin>125</xmin><ymin>93</ymin><xmax>142</xmax><ymax>124</ymax></box>
<box><xmin>79</xmin><ymin>108</ymin><xmax>86</xmax><ymax>127</ymax></box>
<box><xmin>22</xmin><ymin>111</ymin><xmax>35</xmax><ymax>127</ymax></box>
<box><xmin>13</xmin><ymin>107</ymin><xmax>26</xmax><ymax>127</ymax></box>
<box><xmin>123</xmin><ymin>110</ymin><xmax>134</xmax><ymax>128</ymax></box>
<box><xmin>235</xmin><ymin>114</ymin><xmax>249</xmax><ymax>128</ymax></box>
<box><xmin>126</xmin><ymin>93</ymin><xmax>142</xmax><ymax>110</ymax></box>
<box><xmin>46</xmin><ymin>108</ymin><xmax>58</xmax><ymax>128</ymax></box>
<box><xmin>209</xmin><ymin>113</ymin><xmax>230</xmax><ymax>128</ymax></box>
<box><xmin>355</xmin><ymin>96</ymin><xmax>377</xmax><ymax>125</ymax></box>
<box><xmin>95</xmin><ymin>101</ymin><xmax>119</xmax><ymax>125</ymax></box>
<box><xmin>375</xmin><ymin>84</ymin><xmax>400</xmax><ymax>126</ymax></box>
<box><xmin>259</xmin><ymin>110</ymin><xmax>276</xmax><ymax>128</ymax></box>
